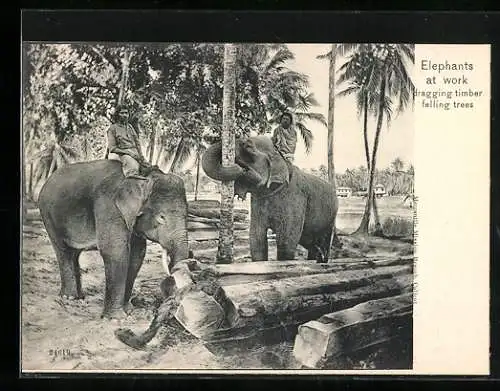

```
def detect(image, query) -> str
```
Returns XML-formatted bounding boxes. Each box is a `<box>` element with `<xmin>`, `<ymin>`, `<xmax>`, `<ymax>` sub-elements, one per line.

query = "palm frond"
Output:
<box><xmin>316</xmin><ymin>51</ymin><xmax>331</xmax><ymax>60</ymax></box>
<box><xmin>336</xmin><ymin>44</ymin><xmax>363</xmax><ymax>57</ymax></box>
<box><xmin>295</xmin><ymin>122</ymin><xmax>313</xmax><ymax>154</ymax></box>
<box><xmin>336</xmin><ymin>84</ymin><xmax>360</xmax><ymax>99</ymax></box>
<box><xmin>264</xmin><ymin>48</ymin><xmax>295</xmax><ymax>76</ymax></box>
<box><xmin>397</xmin><ymin>44</ymin><xmax>415</xmax><ymax>64</ymax></box>
<box><xmin>294</xmin><ymin>111</ymin><xmax>328</xmax><ymax>127</ymax></box>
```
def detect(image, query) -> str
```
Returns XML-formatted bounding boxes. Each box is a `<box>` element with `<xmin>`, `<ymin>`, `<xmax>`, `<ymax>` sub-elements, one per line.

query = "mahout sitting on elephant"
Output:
<box><xmin>202</xmin><ymin>135</ymin><xmax>339</xmax><ymax>263</ymax></box>
<box><xmin>38</xmin><ymin>159</ymin><xmax>190</xmax><ymax>320</ymax></box>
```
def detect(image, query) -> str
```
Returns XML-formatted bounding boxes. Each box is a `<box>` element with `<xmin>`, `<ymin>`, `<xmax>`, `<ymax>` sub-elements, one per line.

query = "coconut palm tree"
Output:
<box><xmin>240</xmin><ymin>44</ymin><xmax>327</xmax><ymax>154</ymax></box>
<box><xmin>217</xmin><ymin>43</ymin><xmax>238</xmax><ymax>264</ymax></box>
<box><xmin>336</xmin><ymin>46</ymin><xmax>385</xmax><ymax>234</ymax></box>
<box><xmin>352</xmin><ymin>44</ymin><xmax>415</xmax><ymax>235</ymax></box>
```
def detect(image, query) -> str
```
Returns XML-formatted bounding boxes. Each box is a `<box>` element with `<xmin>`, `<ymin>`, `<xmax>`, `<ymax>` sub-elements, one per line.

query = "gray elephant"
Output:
<box><xmin>202</xmin><ymin>136</ymin><xmax>338</xmax><ymax>262</ymax></box>
<box><xmin>38</xmin><ymin>159</ymin><xmax>189</xmax><ymax>320</ymax></box>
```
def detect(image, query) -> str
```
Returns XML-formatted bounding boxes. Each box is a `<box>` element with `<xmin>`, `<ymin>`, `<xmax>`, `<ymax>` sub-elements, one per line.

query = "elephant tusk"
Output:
<box><xmin>161</xmin><ymin>249</ymin><xmax>171</xmax><ymax>276</ymax></box>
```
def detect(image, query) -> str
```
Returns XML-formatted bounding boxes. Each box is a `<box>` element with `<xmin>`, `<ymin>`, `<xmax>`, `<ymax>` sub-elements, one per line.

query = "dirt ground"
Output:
<box><xmin>21</xmin><ymin>197</ymin><xmax>414</xmax><ymax>372</ymax></box>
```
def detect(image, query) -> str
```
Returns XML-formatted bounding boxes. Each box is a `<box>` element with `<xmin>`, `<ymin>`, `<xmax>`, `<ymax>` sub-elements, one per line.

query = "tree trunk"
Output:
<box><xmin>355</xmin><ymin>76</ymin><xmax>386</xmax><ymax>235</ymax></box>
<box><xmin>118</xmin><ymin>49</ymin><xmax>132</xmax><ymax>105</ymax></box>
<box><xmin>28</xmin><ymin>163</ymin><xmax>34</xmax><ymax>200</ymax></box>
<box><xmin>169</xmin><ymin>137</ymin><xmax>185</xmax><ymax>173</ymax></box>
<box><xmin>363</xmin><ymin>95</ymin><xmax>370</xmax><ymax>172</ymax></box>
<box><xmin>148</xmin><ymin>115</ymin><xmax>160</xmax><ymax>164</ymax></box>
<box><xmin>195</xmin><ymin>153</ymin><xmax>201</xmax><ymax>201</ymax></box>
<box><xmin>327</xmin><ymin>44</ymin><xmax>336</xmax><ymax>184</ymax></box>
<box><xmin>217</xmin><ymin>44</ymin><xmax>237</xmax><ymax>264</ymax></box>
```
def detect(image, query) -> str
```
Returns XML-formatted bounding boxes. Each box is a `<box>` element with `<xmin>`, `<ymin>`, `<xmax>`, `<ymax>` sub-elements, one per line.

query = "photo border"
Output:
<box><xmin>13</xmin><ymin>8</ymin><xmax>500</xmax><ymax>386</ymax></box>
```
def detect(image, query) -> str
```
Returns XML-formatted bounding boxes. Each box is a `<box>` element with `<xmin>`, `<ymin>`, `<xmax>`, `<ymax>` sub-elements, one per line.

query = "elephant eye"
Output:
<box><xmin>155</xmin><ymin>213</ymin><xmax>167</xmax><ymax>225</ymax></box>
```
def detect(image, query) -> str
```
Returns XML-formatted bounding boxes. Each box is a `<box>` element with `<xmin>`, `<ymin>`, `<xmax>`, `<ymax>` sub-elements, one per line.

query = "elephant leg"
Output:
<box><xmin>98</xmin><ymin>234</ymin><xmax>130</xmax><ymax>319</ymax></box>
<box><xmin>249</xmin><ymin>199</ymin><xmax>269</xmax><ymax>261</ymax></box>
<box><xmin>54</xmin><ymin>244</ymin><xmax>84</xmax><ymax>299</ymax></box>
<box><xmin>250</xmin><ymin>221</ymin><xmax>269</xmax><ymax>261</ymax></box>
<box><xmin>307</xmin><ymin>228</ymin><xmax>333</xmax><ymax>263</ymax></box>
<box><xmin>275</xmin><ymin>217</ymin><xmax>305</xmax><ymax>261</ymax></box>
<box><xmin>124</xmin><ymin>234</ymin><xmax>147</xmax><ymax>311</ymax></box>
<box><xmin>42</xmin><ymin>213</ymin><xmax>84</xmax><ymax>299</ymax></box>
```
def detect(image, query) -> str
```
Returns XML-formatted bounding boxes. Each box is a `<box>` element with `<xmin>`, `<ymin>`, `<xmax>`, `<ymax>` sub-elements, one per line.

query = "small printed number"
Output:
<box><xmin>48</xmin><ymin>349</ymin><xmax>71</xmax><ymax>358</ymax></box>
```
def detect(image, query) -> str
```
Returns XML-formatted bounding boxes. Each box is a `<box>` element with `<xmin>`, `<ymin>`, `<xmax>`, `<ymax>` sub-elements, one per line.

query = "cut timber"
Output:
<box><xmin>217</xmin><ymin>264</ymin><xmax>412</xmax><ymax>328</ymax></box>
<box><xmin>188</xmin><ymin>207</ymin><xmax>248</xmax><ymax>222</ymax></box>
<box><xmin>188</xmin><ymin>200</ymin><xmax>220</xmax><ymax>209</ymax></box>
<box><xmin>293</xmin><ymin>293</ymin><xmax>413</xmax><ymax>368</ymax></box>
<box><xmin>187</xmin><ymin>219</ymin><xmax>249</xmax><ymax>231</ymax></box>
<box><xmin>172</xmin><ymin>260</ymin><xmax>413</xmax><ymax>351</ymax></box>
<box><xmin>202</xmin><ymin>274</ymin><xmax>412</xmax><ymax>355</ymax></box>
<box><xmin>162</xmin><ymin>260</ymin><xmax>226</xmax><ymax>340</ymax></box>
<box><xmin>205</xmin><ymin>256</ymin><xmax>413</xmax><ymax>286</ymax></box>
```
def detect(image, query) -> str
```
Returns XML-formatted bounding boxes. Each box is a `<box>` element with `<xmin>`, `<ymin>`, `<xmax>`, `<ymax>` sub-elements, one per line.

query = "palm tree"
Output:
<box><xmin>317</xmin><ymin>44</ymin><xmax>338</xmax><ymax>183</ymax></box>
<box><xmin>336</xmin><ymin>46</ymin><xmax>384</xmax><ymax>234</ymax></box>
<box><xmin>240</xmin><ymin>44</ymin><xmax>327</xmax><ymax>153</ymax></box>
<box><xmin>217</xmin><ymin>43</ymin><xmax>238</xmax><ymax>264</ymax></box>
<box><xmin>352</xmin><ymin>44</ymin><xmax>415</xmax><ymax>235</ymax></box>
<box><xmin>391</xmin><ymin>157</ymin><xmax>405</xmax><ymax>172</ymax></box>
<box><xmin>26</xmin><ymin>133</ymin><xmax>80</xmax><ymax>200</ymax></box>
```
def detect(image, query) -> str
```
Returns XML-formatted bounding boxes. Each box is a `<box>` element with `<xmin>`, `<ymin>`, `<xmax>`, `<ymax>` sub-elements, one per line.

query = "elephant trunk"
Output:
<box><xmin>202</xmin><ymin>141</ymin><xmax>267</xmax><ymax>187</ymax></box>
<box><xmin>160</xmin><ymin>224</ymin><xmax>189</xmax><ymax>274</ymax></box>
<box><xmin>201</xmin><ymin>142</ymin><xmax>245</xmax><ymax>181</ymax></box>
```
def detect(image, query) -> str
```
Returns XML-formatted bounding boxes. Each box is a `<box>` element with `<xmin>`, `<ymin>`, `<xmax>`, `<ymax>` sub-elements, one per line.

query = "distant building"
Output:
<box><xmin>336</xmin><ymin>187</ymin><xmax>352</xmax><ymax>198</ymax></box>
<box><xmin>374</xmin><ymin>184</ymin><xmax>386</xmax><ymax>198</ymax></box>
<box><xmin>202</xmin><ymin>179</ymin><xmax>220</xmax><ymax>193</ymax></box>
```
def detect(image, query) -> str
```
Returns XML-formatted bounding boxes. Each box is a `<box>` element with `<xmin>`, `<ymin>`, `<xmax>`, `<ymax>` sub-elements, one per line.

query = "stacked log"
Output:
<box><xmin>171</xmin><ymin>256</ymin><xmax>413</xmax><ymax>355</ymax></box>
<box><xmin>292</xmin><ymin>293</ymin><xmax>413</xmax><ymax>368</ymax></box>
<box><xmin>187</xmin><ymin>200</ymin><xmax>250</xmax><ymax>241</ymax></box>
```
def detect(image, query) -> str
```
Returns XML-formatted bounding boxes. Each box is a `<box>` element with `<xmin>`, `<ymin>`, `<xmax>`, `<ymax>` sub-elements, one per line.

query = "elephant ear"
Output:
<box><xmin>113</xmin><ymin>177</ymin><xmax>157</xmax><ymax>231</ymax></box>
<box><xmin>267</xmin><ymin>149</ymin><xmax>290</xmax><ymax>187</ymax></box>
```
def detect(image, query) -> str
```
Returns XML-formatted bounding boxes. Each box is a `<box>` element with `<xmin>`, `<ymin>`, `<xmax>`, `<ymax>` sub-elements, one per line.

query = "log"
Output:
<box><xmin>204</xmin><ymin>256</ymin><xmax>413</xmax><ymax>286</ymax></box>
<box><xmin>188</xmin><ymin>200</ymin><xmax>220</xmax><ymax>209</ymax></box>
<box><xmin>187</xmin><ymin>219</ymin><xmax>249</xmax><ymax>231</ymax></box>
<box><xmin>188</xmin><ymin>207</ymin><xmax>248</xmax><ymax>222</ymax></box>
<box><xmin>171</xmin><ymin>261</ymin><xmax>412</xmax><ymax>351</ymax></box>
<box><xmin>202</xmin><ymin>274</ymin><xmax>412</xmax><ymax>355</ymax></box>
<box><xmin>216</xmin><ymin>264</ymin><xmax>412</xmax><ymax>328</ymax></box>
<box><xmin>115</xmin><ymin>259</ymin><xmax>225</xmax><ymax>348</ymax></box>
<box><xmin>292</xmin><ymin>293</ymin><xmax>413</xmax><ymax>368</ymax></box>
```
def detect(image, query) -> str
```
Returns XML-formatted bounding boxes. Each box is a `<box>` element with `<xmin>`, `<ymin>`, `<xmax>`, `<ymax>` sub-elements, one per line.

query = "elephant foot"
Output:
<box><xmin>101</xmin><ymin>308</ymin><xmax>129</xmax><ymax>322</ymax></box>
<box><xmin>123</xmin><ymin>302</ymin><xmax>134</xmax><ymax>315</ymax></box>
<box><xmin>59</xmin><ymin>291</ymin><xmax>85</xmax><ymax>301</ymax></box>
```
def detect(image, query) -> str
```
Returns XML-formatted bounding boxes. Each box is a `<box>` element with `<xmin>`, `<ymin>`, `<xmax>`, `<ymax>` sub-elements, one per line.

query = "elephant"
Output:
<box><xmin>201</xmin><ymin>135</ymin><xmax>339</xmax><ymax>263</ymax></box>
<box><xmin>37</xmin><ymin>159</ymin><xmax>189</xmax><ymax>320</ymax></box>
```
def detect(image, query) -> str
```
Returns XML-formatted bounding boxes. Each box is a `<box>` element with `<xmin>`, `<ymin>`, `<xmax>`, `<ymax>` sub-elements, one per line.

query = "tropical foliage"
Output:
<box><xmin>335</xmin><ymin>44</ymin><xmax>415</xmax><ymax>234</ymax></box>
<box><xmin>22</xmin><ymin>43</ymin><xmax>326</xmax><ymax>201</ymax></box>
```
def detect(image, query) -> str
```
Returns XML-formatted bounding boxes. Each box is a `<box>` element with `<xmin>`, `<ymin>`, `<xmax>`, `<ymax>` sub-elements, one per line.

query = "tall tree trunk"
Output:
<box><xmin>217</xmin><ymin>43</ymin><xmax>237</xmax><ymax>264</ymax></box>
<box><xmin>327</xmin><ymin>44</ymin><xmax>336</xmax><ymax>184</ymax></box>
<box><xmin>118</xmin><ymin>50</ymin><xmax>132</xmax><ymax>106</ymax></box>
<box><xmin>28</xmin><ymin>163</ymin><xmax>34</xmax><ymax>200</ymax></box>
<box><xmin>155</xmin><ymin>148</ymin><xmax>162</xmax><ymax>166</ymax></box>
<box><xmin>148</xmin><ymin>115</ymin><xmax>160</xmax><ymax>164</ymax></box>
<box><xmin>194</xmin><ymin>153</ymin><xmax>201</xmax><ymax>201</ymax></box>
<box><xmin>168</xmin><ymin>137</ymin><xmax>185</xmax><ymax>173</ymax></box>
<box><xmin>355</xmin><ymin>76</ymin><xmax>386</xmax><ymax>235</ymax></box>
<box><xmin>362</xmin><ymin>96</ymin><xmax>383</xmax><ymax>236</ymax></box>
<box><xmin>363</xmin><ymin>95</ymin><xmax>370</xmax><ymax>172</ymax></box>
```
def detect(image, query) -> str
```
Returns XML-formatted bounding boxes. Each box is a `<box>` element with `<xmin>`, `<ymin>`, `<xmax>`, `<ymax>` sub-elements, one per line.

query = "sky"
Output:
<box><xmin>285</xmin><ymin>44</ymin><xmax>414</xmax><ymax>173</ymax></box>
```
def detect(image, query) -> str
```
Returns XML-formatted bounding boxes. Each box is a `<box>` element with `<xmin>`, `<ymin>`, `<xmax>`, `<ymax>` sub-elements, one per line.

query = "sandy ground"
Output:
<box><xmin>21</xmin><ymin>196</ymin><xmax>414</xmax><ymax>372</ymax></box>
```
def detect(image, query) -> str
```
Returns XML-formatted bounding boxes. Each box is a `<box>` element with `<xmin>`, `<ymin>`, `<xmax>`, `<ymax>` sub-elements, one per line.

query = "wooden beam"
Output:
<box><xmin>292</xmin><ymin>292</ymin><xmax>413</xmax><ymax>368</ymax></box>
<box><xmin>216</xmin><ymin>264</ymin><xmax>412</xmax><ymax>328</ymax></box>
<box><xmin>204</xmin><ymin>256</ymin><xmax>413</xmax><ymax>286</ymax></box>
